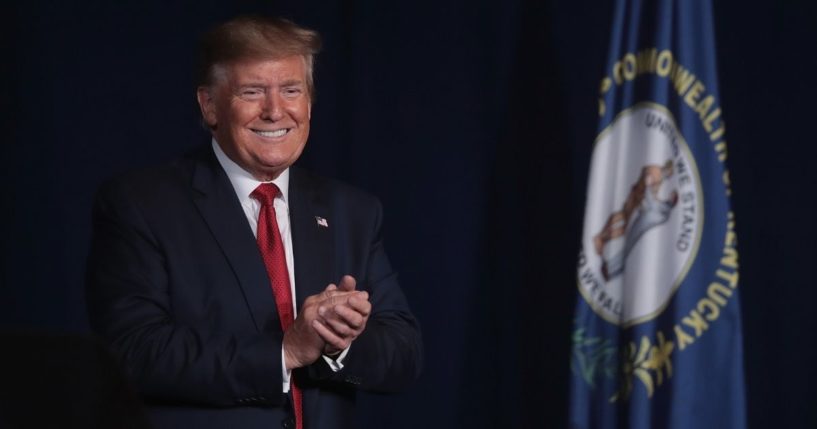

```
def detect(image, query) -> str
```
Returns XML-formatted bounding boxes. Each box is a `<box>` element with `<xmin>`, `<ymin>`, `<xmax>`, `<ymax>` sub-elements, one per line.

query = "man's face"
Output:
<box><xmin>197</xmin><ymin>55</ymin><xmax>311</xmax><ymax>181</ymax></box>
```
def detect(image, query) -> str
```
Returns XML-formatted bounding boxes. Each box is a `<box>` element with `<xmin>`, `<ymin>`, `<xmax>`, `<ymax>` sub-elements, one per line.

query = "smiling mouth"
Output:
<box><xmin>253</xmin><ymin>129</ymin><xmax>290</xmax><ymax>138</ymax></box>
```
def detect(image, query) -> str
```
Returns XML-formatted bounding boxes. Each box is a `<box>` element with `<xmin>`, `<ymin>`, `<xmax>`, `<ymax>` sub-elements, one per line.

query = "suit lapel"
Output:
<box><xmin>288</xmin><ymin>167</ymin><xmax>334</xmax><ymax>311</ymax></box>
<box><xmin>189</xmin><ymin>148</ymin><xmax>277</xmax><ymax>333</ymax></box>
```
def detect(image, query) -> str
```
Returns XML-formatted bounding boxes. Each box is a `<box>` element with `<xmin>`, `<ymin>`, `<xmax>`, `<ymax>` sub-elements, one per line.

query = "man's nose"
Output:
<box><xmin>261</xmin><ymin>94</ymin><xmax>284</xmax><ymax>121</ymax></box>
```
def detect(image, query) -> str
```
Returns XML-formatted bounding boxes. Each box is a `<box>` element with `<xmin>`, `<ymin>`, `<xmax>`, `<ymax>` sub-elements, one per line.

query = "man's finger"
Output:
<box><xmin>337</xmin><ymin>275</ymin><xmax>356</xmax><ymax>291</ymax></box>
<box><xmin>312</xmin><ymin>319</ymin><xmax>348</xmax><ymax>351</ymax></box>
<box><xmin>347</xmin><ymin>293</ymin><xmax>371</xmax><ymax>316</ymax></box>
<box><xmin>321</xmin><ymin>314</ymin><xmax>357</xmax><ymax>337</ymax></box>
<box><xmin>320</xmin><ymin>288</ymin><xmax>356</xmax><ymax>302</ymax></box>
<box><xmin>319</xmin><ymin>301</ymin><xmax>365</xmax><ymax>330</ymax></box>
<box><xmin>321</xmin><ymin>284</ymin><xmax>337</xmax><ymax>299</ymax></box>
<box><xmin>333</xmin><ymin>304</ymin><xmax>366</xmax><ymax>329</ymax></box>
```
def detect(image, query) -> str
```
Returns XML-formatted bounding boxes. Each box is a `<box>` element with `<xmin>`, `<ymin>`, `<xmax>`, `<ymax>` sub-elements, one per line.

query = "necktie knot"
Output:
<box><xmin>251</xmin><ymin>183</ymin><xmax>281</xmax><ymax>207</ymax></box>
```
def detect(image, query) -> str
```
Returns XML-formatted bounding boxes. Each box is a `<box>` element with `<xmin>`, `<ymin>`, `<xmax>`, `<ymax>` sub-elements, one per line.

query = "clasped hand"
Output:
<box><xmin>283</xmin><ymin>275</ymin><xmax>371</xmax><ymax>369</ymax></box>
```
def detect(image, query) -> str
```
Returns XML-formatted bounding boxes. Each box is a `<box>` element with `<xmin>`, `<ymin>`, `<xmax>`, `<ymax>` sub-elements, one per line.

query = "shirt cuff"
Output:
<box><xmin>321</xmin><ymin>346</ymin><xmax>351</xmax><ymax>372</ymax></box>
<box><xmin>283</xmin><ymin>345</ymin><xmax>351</xmax><ymax>392</ymax></box>
<box><xmin>282</xmin><ymin>347</ymin><xmax>291</xmax><ymax>393</ymax></box>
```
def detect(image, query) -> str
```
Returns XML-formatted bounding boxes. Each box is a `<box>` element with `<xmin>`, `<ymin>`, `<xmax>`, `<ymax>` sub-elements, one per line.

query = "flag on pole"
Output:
<box><xmin>569</xmin><ymin>1</ymin><xmax>746</xmax><ymax>428</ymax></box>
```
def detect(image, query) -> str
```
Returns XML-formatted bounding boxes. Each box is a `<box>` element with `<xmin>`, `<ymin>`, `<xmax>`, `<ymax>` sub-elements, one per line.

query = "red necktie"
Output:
<box><xmin>251</xmin><ymin>183</ymin><xmax>303</xmax><ymax>429</ymax></box>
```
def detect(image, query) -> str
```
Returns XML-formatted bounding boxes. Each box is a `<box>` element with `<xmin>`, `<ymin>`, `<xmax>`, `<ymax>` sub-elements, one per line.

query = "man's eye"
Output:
<box><xmin>283</xmin><ymin>88</ymin><xmax>302</xmax><ymax>97</ymax></box>
<box><xmin>241</xmin><ymin>89</ymin><xmax>264</xmax><ymax>98</ymax></box>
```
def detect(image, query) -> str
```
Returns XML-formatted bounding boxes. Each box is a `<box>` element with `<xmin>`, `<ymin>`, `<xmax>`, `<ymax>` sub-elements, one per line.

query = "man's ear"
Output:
<box><xmin>196</xmin><ymin>86</ymin><xmax>217</xmax><ymax>128</ymax></box>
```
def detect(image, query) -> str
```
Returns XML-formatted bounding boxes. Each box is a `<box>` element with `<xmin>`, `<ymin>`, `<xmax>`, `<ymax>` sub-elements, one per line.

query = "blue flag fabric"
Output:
<box><xmin>569</xmin><ymin>1</ymin><xmax>746</xmax><ymax>428</ymax></box>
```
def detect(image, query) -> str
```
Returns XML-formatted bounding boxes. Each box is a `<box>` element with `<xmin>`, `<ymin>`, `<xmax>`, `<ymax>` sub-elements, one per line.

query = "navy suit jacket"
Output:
<box><xmin>86</xmin><ymin>145</ymin><xmax>422</xmax><ymax>429</ymax></box>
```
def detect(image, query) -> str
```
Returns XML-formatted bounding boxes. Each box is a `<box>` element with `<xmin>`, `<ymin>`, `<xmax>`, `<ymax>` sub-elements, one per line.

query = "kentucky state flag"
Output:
<box><xmin>569</xmin><ymin>1</ymin><xmax>746</xmax><ymax>428</ymax></box>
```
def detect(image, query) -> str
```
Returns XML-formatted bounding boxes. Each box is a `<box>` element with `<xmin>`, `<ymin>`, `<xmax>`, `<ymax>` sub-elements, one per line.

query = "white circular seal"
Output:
<box><xmin>577</xmin><ymin>103</ymin><xmax>703</xmax><ymax>326</ymax></box>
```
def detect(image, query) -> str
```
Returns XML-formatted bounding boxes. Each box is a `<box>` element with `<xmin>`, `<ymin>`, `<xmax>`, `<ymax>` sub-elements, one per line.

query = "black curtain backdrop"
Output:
<box><xmin>3</xmin><ymin>1</ymin><xmax>816</xmax><ymax>428</ymax></box>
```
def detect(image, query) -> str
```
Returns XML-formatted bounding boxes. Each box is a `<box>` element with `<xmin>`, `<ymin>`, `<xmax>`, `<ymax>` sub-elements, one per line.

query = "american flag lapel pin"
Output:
<box><xmin>315</xmin><ymin>216</ymin><xmax>329</xmax><ymax>228</ymax></box>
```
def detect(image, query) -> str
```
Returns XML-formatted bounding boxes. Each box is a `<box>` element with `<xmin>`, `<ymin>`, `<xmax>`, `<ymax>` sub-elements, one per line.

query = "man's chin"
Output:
<box><xmin>250</xmin><ymin>159</ymin><xmax>296</xmax><ymax>181</ymax></box>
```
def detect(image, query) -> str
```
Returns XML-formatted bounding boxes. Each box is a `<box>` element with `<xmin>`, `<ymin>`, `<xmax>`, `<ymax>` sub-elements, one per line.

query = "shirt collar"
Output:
<box><xmin>211</xmin><ymin>139</ymin><xmax>290</xmax><ymax>205</ymax></box>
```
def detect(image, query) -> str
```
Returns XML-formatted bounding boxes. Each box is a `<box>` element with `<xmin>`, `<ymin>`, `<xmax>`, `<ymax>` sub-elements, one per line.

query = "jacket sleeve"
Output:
<box><xmin>86</xmin><ymin>181</ymin><xmax>285</xmax><ymax>407</ymax></box>
<box><xmin>304</xmin><ymin>198</ymin><xmax>423</xmax><ymax>392</ymax></box>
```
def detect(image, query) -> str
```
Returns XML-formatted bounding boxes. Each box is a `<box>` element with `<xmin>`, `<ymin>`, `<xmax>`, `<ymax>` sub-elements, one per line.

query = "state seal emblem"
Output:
<box><xmin>577</xmin><ymin>103</ymin><xmax>703</xmax><ymax>326</ymax></box>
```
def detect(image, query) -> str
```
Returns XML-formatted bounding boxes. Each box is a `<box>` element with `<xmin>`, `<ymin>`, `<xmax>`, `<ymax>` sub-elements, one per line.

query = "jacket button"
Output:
<box><xmin>281</xmin><ymin>417</ymin><xmax>295</xmax><ymax>428</ymax></box>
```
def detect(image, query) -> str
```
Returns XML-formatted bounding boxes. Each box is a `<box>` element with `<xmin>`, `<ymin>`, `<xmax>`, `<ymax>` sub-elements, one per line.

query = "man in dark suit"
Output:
<box><xmin>86</xmin><ymin>16</ymin><xmax>422</xmax><ymax>429</ymax></box>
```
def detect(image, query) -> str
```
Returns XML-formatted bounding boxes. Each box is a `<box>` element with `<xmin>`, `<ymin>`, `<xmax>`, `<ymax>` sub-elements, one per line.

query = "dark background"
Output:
<box><xmin>2</xmin><ymin>0</ymin><xmax>815</xmax><ymax>428</ymax></box>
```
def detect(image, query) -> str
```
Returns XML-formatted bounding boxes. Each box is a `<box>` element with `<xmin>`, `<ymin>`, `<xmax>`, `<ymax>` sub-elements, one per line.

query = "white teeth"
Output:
<box><xmin>255</xmin><ymin>129</ymin><xmax>288</xmax><ymax>138</ymax></box>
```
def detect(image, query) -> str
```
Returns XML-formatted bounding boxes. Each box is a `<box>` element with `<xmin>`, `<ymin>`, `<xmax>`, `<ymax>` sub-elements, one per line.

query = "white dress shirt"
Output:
<box><xmin>212</xmin><ymin>140</ymin><xmax>347</xmax><ymax>393</ymax></box>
